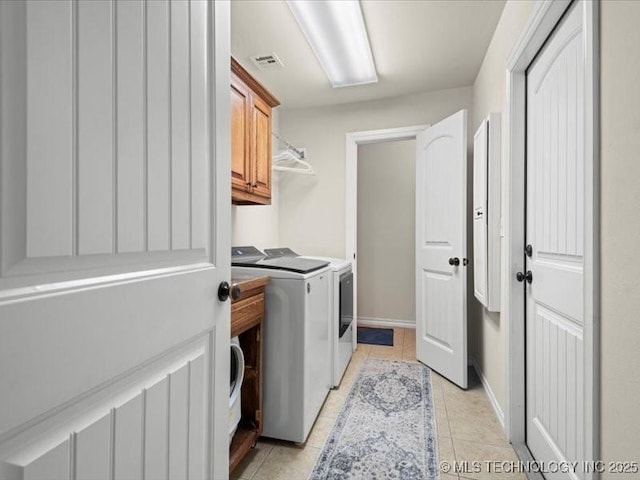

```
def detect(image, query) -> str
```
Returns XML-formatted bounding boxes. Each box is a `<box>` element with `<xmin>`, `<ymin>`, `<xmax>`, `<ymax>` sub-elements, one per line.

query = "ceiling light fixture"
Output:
<box><xmin>285</xmin><ymin>0</ymin><xmax>378</xmax><ymax>88</ymax></box>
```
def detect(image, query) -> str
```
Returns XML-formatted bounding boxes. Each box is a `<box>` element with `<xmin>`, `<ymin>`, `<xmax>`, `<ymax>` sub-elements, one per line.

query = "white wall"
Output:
<box><xmin>470</xmin><ymin>0</ymin><xmax>536</xmax><ymax>414</ymax></box>
<box><xmin>278</xmin><ymin>86</ymin><xmax>473</xmax><ymax>258</ymax></box>
<box><xmin>600</xmin><ymin>0</ymin><xmax>640</xmax><ymax>474</ymax></box>
<box><xmin>231</xmin><ymin>109</ymin><xmax>280</xmax><ymax>250</ymax></box>
<box><xmin>357</xmin><ymin>140</ymin><xmax>416</xmax><ymax>324</ymax></box>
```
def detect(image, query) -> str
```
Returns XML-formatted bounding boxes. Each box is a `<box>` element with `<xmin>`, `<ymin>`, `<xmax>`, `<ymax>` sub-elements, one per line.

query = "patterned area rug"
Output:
<box><xmin>309</xmin><ymin>359</ymin><xmax>439</xmax><ymax>479</ymax></box>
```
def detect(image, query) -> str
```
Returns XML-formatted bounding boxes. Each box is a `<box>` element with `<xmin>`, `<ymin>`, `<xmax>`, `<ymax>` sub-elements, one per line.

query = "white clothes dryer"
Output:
<box><xmin>265</xmin><ymin>249</ymin><xmax>354</xmax><ymax>387</ymax></box>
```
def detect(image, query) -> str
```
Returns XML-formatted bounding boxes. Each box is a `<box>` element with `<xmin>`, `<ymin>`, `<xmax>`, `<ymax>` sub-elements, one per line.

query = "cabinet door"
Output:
<box><xmin>250</xmin><ymin>94</ymin><xmax>272</xmax><ymax>200</ymax></box>
<box><xmin>231</xmin><ymin>74</ymin><xmax>251</xmax><ymax>191</ymax></box>
<box><xmin>473</xmin><ymin>120</ymin><xmax>488</xmax><ymax>306</ymax></box>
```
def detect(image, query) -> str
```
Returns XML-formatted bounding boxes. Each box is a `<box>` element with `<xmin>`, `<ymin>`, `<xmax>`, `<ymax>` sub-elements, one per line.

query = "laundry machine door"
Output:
<box><xmin>229</xmin><ymin>337</ymin><xmax>244</xmax><ymax>441</ymax></box>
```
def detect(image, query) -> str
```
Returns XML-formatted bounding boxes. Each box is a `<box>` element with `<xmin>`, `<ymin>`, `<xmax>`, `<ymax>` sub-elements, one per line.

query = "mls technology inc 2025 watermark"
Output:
<box><xmin>439</xmin><ymin>460</ymin><xmax>639</xmax><ymax>475</ymax></box>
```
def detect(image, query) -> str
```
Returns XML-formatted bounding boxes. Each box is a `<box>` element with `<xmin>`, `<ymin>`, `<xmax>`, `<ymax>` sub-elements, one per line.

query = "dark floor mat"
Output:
<box><xmin>357</xmin><ymin>327</ymin><xmax>394</xmax><ymax>346</ymax></box>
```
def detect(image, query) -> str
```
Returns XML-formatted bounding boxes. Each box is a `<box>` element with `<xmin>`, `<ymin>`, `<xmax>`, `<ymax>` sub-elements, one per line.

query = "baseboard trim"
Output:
<box><xmin>470</xmin><ymin>357</ymin><xmax>505</xmax><ymax>430</ymax></box>
<box><xmin>357</xmin><ymin>316</ymin><xmax>416</xmax><ymax>329</ymax></box>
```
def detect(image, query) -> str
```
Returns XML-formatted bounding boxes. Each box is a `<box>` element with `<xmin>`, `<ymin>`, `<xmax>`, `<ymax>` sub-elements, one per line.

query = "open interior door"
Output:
<box><xmin>0</xmin><ymin>1</ymin><xmax>230</xmax><ymax>478</ymax></box>
<box><xmin>415</xmin><ymin>110</ymin><xmax>468</xmax><ymax>389</ymax></box>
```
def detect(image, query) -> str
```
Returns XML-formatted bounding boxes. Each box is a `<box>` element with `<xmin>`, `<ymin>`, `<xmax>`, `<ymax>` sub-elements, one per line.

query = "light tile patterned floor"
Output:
<box><xmin>231</xmin><ymin>327</ymin><xmax>524</xmax><ymax>480</ymax></box>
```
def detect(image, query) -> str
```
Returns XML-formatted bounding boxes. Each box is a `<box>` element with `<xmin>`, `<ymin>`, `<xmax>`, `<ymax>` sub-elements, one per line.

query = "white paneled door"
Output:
<box><xmin>0</xmin><ymin>1</ymin><xmax>231</xmax><ymax>479</ymax></box>
<box><xmin>415</xmin><ymin>110</ymin><xmax>468</xmax><ymax>389</ymax></box>
<box><xmin>526</xmin><ymin>2</ymin><xmax>585</xmax><ymax>478</ymax></box>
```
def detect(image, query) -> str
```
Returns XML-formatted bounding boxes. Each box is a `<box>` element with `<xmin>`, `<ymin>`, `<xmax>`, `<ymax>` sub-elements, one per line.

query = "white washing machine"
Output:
<box><xmin>229</xmin><ymin>336</ymin><xmax>244</xmax><ymax>443</ymax></box>
<box><xmin>266</xmin><ymin>249</ymin><xmax>354</xmax><ymax>387</ymax></box>
<box><xmin>231</xmin><ymin>247</ymin><xmax>332</xmax><ymax>443</ymax></box>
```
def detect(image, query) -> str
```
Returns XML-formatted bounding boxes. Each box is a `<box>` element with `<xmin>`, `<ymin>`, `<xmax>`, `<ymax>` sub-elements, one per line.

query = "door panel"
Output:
<box><xmin>75</xmin><ymin>414</ymin><xmax>111</xmax><ymax>480</ymax></box>
<box><xmin>170</xmin><ymin>0</ymin><xmax>193</xmax><ymax>251</ymax></box>
<box><xmin>416</xmin><ymin>110</ymin><xmax>468</xmax><ymax>389</ymax></box>
<box><xmin>146</xmin><ymin>0</ymin><xmax>172</xmax><ymax>253</ymax></box>
<box><xmin>77</xmin><ymin>0</ymin><xmax>114</xmax><ymax>256</ymax></box>
<box><xmin>2</xmin><ymin>348</ymin><xmax>207</xmax><ymax>480</ymax></box>
<box><xmin>116</xmin><ymin>0</ymin><xmax>145</xmax><ymax>254</ymax></box>
<box><xmin>526</xmin><ymin>2</ymin><xmax>584</xmax><ymax>477</ymax></box>
<box><xmin>0</xmin><ymin>1</ymin><xmax>228</xmax><ymax>478</ymax></box>
<box><xmin>25</xmin><ymin>1</ymin><xmax>74</xmax><ymax>258</ymax></box>
<box><xmin>23</xmin><ymin>440</ymin><xmax>70</xmax><ymax>480</ymax></box>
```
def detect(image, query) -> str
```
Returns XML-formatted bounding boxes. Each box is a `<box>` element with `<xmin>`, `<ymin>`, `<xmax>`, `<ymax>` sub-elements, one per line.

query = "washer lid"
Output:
<box><xmin>264</xmin><ymin>247</ymin><xmax>299</xmax><ymax>257</ymax></box>
<box><xmin>232</xmin><ymin>246</ymin><xmax>329</xmax><ymax>274</ymax></box>
<box><xmin>264</xmin><ymin>247</ymin><xmax>351</xmax><ymax>272</ymax></box>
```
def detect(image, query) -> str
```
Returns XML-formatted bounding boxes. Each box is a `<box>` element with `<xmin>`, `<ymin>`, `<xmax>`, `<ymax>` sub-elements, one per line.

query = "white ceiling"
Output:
<box><xmin>231</xmin><ymin>0</ymin><xmax>505</xmax><ymax>109</ymax></box>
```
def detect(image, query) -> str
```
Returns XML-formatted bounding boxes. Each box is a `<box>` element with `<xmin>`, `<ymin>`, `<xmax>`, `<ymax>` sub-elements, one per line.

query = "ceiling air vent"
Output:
<box><xmin>249</xmin><ymin>53</ymin><xmax>284</xmax><ymax>71</ymax></box>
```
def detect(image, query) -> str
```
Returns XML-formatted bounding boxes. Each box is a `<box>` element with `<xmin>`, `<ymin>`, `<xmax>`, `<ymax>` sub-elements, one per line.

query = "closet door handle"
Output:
<box><xmin>516</xmin><ymin>271</ymin><xmax>533</xmax><ymax>284</ymax></box>
<box><xmin>448</xmin><ymin>257</ymin><xmax>460</xmax><ymax>266</ymax></box>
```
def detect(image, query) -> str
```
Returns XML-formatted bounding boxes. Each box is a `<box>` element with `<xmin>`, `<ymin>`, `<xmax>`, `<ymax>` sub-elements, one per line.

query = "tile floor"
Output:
<box><xmin>231</xmin><ymin>327</ymin><xmax>525</xmax><ymax>480</ymax></box>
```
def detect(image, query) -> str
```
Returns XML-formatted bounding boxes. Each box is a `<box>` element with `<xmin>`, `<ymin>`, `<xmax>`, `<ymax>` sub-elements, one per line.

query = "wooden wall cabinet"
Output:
<box><xmin>231</xmin><ymin>57</ymin><xmax>280</xmax><ymax>205</ymax></box>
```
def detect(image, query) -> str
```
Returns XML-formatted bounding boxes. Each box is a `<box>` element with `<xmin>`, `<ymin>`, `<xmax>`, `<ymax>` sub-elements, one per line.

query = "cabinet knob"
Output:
<box><xmin>231</xmin><ymin>285</ymin><xmax>241</xmax><ymax>301</ymax></box>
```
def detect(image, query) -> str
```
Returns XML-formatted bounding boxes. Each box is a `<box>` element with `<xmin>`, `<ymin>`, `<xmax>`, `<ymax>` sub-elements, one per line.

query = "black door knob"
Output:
<box><xmin>218</xmin><ymin>281</ymin><xmax>231</xmax><ymax>302</ymax></box>
<box><xmin>516</xmin><ymin>271</ymin><xmax>533</xmax><ymax>284</ymax></box>
<box><xmin>448</xmin><ymin>257</ymin><xmax>460</xmax><ymax>266</ymax></box>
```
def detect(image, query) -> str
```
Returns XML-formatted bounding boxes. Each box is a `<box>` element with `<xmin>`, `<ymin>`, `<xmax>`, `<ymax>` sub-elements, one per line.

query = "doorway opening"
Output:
<box><xmin>345</xmin><ymin>125</ymin><xmax>428</xmax><ymax>352</ymax></box>
<box><xmin>357</xmin><ymin>139</ymin><xmax>417</xmax><ymax>331</ymax></box>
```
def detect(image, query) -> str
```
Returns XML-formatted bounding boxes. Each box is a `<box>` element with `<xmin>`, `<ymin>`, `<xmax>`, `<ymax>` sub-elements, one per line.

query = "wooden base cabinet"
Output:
<box><xmin>229</xmin><ymin>276</ymin><xmax>269</xmax><ymax>473</ymax></box>
<box><xmin>231</xmin><ymin>58</ymin><xmax>280</xmax><ymax>206</ymax></box>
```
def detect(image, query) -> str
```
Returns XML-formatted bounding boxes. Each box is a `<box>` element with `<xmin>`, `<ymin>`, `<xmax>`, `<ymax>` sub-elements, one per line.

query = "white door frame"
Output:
<box><xmin>503</xmin><ymin>0</ymin><xmax>599</xmax><ymax>473</ymax></box>
<box><xmin>345</xmin><ymin>125</ymin><xmax>429</xmax><ymax>346</ymax></box>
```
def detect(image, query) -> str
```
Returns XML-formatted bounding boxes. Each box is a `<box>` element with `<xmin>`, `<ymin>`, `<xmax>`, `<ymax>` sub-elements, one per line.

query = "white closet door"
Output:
<box><xmin>0</xmin><ymin>1</ymin><xmax>231</xmax><ymax>479</ymax></box>
<box><xmin>526</xmin><ymin>2</ymin><xmax>585</xmax><ymax>478</ymax></box>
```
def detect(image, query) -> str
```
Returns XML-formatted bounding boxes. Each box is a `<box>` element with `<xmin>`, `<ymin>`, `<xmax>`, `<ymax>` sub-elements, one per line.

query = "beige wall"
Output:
<box><xmin>600</xmin><ymin>0</ymin><xmax>640</xmax><ymax>473</ymax></box>
<box><xmin>470</xmin><ymin>0</ymin><xmax>536</xmax><ymax>415</ymax></box>
<box><xmin>231</xmin><ymin>110</ymin><xmax>280</xmax><ymax>251</ymax></box>
<box><xmin>278</xmin><ymin>86</ymin><xmax>473</xmax><ymax>258</ymax></box>
<box><xmin>471</xmin><ymin>0</ymin><xmax>640</xmax><ymax>468</ymax></box>
<box><xmin>357</xmin><ymin>140</ymin><xmax>416</xmax><ymax>324</ymax></box>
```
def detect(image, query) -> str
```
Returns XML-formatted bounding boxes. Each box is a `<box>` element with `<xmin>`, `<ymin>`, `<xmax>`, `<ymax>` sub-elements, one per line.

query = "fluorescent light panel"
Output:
<box><xmin>286</xmin><ymin>0</ymin><xmax>378</xmax><ymax>88</ymax></box>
